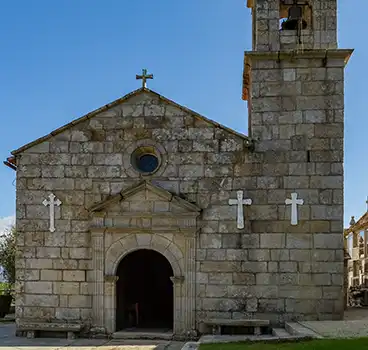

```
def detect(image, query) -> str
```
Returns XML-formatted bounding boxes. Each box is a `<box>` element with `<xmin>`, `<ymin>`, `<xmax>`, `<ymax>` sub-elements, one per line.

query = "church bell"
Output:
<box><xmin>282</xmin><ymin>2</ymin><xmax>308</xmax><ymax>30</ymax></box>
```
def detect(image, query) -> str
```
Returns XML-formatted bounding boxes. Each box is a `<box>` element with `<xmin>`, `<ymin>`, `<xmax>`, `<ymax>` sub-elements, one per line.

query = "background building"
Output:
<box><xmin>345</xmin><ymin>204</ymin><xmax>368</xmax><ymax>289</ymax></box>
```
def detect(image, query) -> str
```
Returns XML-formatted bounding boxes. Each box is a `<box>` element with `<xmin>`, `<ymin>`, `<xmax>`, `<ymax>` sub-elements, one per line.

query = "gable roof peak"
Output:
<box><xmin>8</xmin><ymin>87</ymin><xmax>251</xmax><ymax>158</ymax></box>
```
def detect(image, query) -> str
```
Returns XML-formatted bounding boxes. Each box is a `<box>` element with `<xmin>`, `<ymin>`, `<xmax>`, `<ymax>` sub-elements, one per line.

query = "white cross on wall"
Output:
<box><xmin>43</xmin><ymin>193</ymin><xmax>62</xmax><ymax>233</ymax></box>
<box><xmin>285</xmin><ymin>192</ymin><xmax>304</xmax><ymax>226</ymax></box>
<box><xmin>228</xmin><ymin>190</ymin><xmax>252</xmax><ymax>229</ymax></box>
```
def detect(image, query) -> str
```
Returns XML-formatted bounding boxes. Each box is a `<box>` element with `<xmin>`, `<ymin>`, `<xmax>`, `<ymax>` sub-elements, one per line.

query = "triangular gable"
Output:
<box><xmin>89</xmin><ymin>180</ymin><xmax>201</xmax><ymax>213</ymax></box>
<box><xmin>10</xmin><ymin>87</ymin><xmax>250</xmax><ymax>156</ymax></box>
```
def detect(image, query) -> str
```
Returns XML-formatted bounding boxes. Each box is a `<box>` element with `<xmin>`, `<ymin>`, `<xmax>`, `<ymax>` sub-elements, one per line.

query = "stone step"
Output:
<box><xmin>4</xmin><ymin>313</ymin><xmax>15</xmax><ymax>321</ymax></box>
<box><xmin>285</xmin><ymin>322</ymin><xmax>323</xmax><ymax>339</ymax></box>
<box><xmin>272</xmin><ymin>328</ymin><xmax>291</xmax><ymax>337</ymax></box>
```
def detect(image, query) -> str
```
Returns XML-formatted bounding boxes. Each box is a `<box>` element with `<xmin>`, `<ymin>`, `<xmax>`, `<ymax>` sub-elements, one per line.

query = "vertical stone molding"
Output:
<box><xmin>184</xmin><ymin>235</ymin><xmax>196</xmax><ymax>334</ymax></box>
<box><xmin>104</xmin><ymin>275</ymin><xmax>119</xmax><ymax>333</ymax></box>
<box><xmin>170</xmin><ymin>276</ymin><xmax>185</xmax><ymax>334</ymax></box>
<box><xmin>92</xmin><ymin>230</ymin><xmax>105</xmax><ymax>329</ymax></box>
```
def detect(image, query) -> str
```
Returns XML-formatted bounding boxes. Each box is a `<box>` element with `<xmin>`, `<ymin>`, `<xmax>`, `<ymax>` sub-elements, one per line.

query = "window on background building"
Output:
<box><xmin>360</xmin><ymin>234</ymin><xmax>365</xmax><ymax>257</ymax></box>
<box><xmin>348</xmin><ymin>235</ymin><xmax>353</xmax><ymax>258</ymax></box>
<box><xmin>353</xmin><ymin>261</ymin><xmax>362</xmax><ymax>277</ymax></box>
<box><xmin>353</xmin><ymin>232</ymin><xmax>358</xmax><ymax>248</ymax></box>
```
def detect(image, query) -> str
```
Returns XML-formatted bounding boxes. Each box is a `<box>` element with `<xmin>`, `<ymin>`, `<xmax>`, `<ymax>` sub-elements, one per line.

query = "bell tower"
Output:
<box><xmin>250</xmin><ymin>0</ymin><xmax>337</xmax><ymax>52</ymax></box>
<box><xmin>242</xmin><ymin>0</ymin><xmax>354</xmax><ymax>321</ymax></box>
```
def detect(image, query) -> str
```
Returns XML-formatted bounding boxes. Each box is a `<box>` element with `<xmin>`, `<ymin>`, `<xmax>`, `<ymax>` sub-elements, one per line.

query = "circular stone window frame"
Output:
<box><xmin>131</xmin><ymin>146</ymin><xmax>161</xmax><ymax>175</ymax></box>
<box><xmin>123</xmin><ymin>139</ymin><xmax>168</xmax><ymax>178</ymax></box>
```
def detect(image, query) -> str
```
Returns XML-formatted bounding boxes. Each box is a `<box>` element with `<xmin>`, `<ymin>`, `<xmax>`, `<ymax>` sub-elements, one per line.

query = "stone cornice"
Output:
<box><xmin>244</xmin><ymin>49</ymin><xmax>354</xmax><ymax>65</ymax></box>
<box><xmin>91</xmin><ymin>227</ymin><xmax>198</xmax><ymax>236</ymax></box>
<box><xmin>90</xmin><ymin>228</ymin><xmax>105</xmax><ymax>235</ymax></box>
<box><xmin>345</xmin><ymin>212</ymin><xmax>368</xmax><ymax>234</ymax></box>
<box><xmin>93</xmin><ymin>212</ymin><xmax>200</xmax><ymax>218</ymax></box>
<box><xmin>242</xmin><ymin>48</ymin><xmax>354</xmax><ymax>101</ymax></box>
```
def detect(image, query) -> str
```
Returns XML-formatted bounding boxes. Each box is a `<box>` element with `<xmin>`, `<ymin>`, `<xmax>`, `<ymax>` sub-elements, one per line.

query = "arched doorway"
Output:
<box><xmin>115</xmin><ymin>249</ymin><xmax>174</xmax><ymax>331</ymax></box>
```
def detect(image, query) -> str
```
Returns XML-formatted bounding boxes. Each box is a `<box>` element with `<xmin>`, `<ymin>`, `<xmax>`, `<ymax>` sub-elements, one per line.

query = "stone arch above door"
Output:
<box><xmin>101</xmin><ymin>232</ymin><xmax>194</xmax><ymax>335</ymax></box>
<box><xmin>105</xmin><ymin>233</ymin><xmax>184</xmax><ymax>277</ymax></box>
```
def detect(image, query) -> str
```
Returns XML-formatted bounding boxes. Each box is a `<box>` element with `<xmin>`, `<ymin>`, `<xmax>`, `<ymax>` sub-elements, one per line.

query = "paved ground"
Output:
<box><xmin>2</xmin><ymin>308</ymin><xmax>368</xmax><ymax>348</ymax></box>
<box><xmin>0</xmin><ymin>323</ymin><xmax>185</xmax><ymax>350</ymax></box>
<box><xmin>295</xmin><ymin>308</ymin><xmax>368</xmax><ymax>339</ymax></box>
<box><xmin>298</xmin><ymin>319</ymin><xmax>368</xmax><ymax>339</ymax></box>
<box><xmin>290</xmin><ymin>308</ymin><xmax>368</xmax><ymax>339</ymax></box>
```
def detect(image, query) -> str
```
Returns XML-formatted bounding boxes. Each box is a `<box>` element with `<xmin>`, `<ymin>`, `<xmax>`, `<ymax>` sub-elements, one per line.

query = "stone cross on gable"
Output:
<box><xmin>43</xmin><ymin>193</ymin><xmax>62</xmax><ymax>233</ymax></box>
<box><xmin>228</xmin><ymin>190</ymin><xmax>252</xmax><ymax>229</ymax></box>
<box><xmin>285</xmin><ymin>192</ymin><xmax>304</xmax><ymax>226</ymax></box>
<box><xmin>136</xmin><ymin>68</ymin><xmax>153</xmax><ymax>88</ymax></box>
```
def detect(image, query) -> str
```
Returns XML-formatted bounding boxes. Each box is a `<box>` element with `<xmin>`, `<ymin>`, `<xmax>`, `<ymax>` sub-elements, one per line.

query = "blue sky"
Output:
<box><xmin>0</xmin><ymin>0</ymin><xmax>366</xmax><ymax>227</ymax></box>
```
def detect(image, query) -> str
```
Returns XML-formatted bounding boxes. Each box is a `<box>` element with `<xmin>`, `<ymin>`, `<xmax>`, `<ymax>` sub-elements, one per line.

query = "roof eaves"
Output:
<box><xmin>3</xmin><ymin>156</ymin><xmax>16</xmax><ymax>171</ymax></box>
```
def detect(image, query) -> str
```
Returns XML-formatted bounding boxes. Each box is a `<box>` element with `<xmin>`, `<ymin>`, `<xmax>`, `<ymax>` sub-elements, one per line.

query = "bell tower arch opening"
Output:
<box><xmin>248</xmin><ymin>0</ymin><xmax>337</xmax><ymax>52</ymax></box>
<box><xmin>115</xmin><ymin>249</ymin><xmax>174</xmax><ymax>332</ymax></box>
<box><xmin>280</xmin><ymin>0</ymin><xmax>311</xmax><ymax>31</ymax></box>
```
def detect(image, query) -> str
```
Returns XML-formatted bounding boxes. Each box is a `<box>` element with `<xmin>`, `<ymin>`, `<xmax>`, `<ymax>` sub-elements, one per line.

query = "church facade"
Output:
<box><xmin>6</xmin><ymin>0</ymin><xmax>353</xmax><ymax>338</ymax></box>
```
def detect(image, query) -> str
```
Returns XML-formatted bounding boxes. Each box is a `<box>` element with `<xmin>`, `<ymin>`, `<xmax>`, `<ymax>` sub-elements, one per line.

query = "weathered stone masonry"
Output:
<box><xmin>240</xmin><ymin>0</ymin><xmax>352</xmax><ymax>322</ymax></box>
<box><xmin>9</xmin><ymin>0</ymin><xmax>354</xmax><ymax>337</ymax></box>
<box><xmin>13</xmin><ymin>91</ymin><xmax>255</xmax><ymax>334</ymax></box>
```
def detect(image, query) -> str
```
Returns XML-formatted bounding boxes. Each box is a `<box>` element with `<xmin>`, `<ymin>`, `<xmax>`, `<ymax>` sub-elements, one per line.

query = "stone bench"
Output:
<box><xmin>201</xmin><ymin>319</ymin><xmax>270</xmax><ymax>336</ymax></box>
<box><xmin>17</xmin><ymin>322</ymin><xmax>82</xmax><ymax>340</ymax></box>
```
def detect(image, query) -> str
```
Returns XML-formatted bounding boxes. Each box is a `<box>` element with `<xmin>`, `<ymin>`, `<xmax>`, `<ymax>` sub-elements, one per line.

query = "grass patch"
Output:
<box><xmin>200</xmin><ymin>338</ymin><xmax>368</xmax><ymax>350</ymax></box>
<box><xmin>0</xmin><ymin>282</ymin><xmax>11</xmax><ymax>294</ymax></box>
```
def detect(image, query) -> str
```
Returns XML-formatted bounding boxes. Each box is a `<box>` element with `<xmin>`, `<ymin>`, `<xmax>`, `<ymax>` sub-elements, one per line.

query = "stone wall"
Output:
<box><xmin>15</xmin><ymin>69</ymin><xmax>346</xmax><ymax>330</ymax></box>
<box><xmin>14</xmin><ymin>91</ymin><xmax>252</xmax><ymax>331</ymax></box>
<box><xmin>245</xmin><ymin>55</ymin><xmax>346</xmax><ymax>322</ymax></box>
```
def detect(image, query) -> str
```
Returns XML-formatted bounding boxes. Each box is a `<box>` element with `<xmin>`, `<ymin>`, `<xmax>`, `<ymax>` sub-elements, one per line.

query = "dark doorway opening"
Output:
<box><xmin>116</xmin><ymin>249</ymin><xmax>174</xmax><ymax>331</ymax></box>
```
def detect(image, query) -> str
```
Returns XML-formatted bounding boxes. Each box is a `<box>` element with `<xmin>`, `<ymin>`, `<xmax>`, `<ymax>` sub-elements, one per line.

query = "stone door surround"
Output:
<box><xmin>91</xmin><ymin>232</ymin><xmax>196</xmax><ymax>335</ymax></box>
